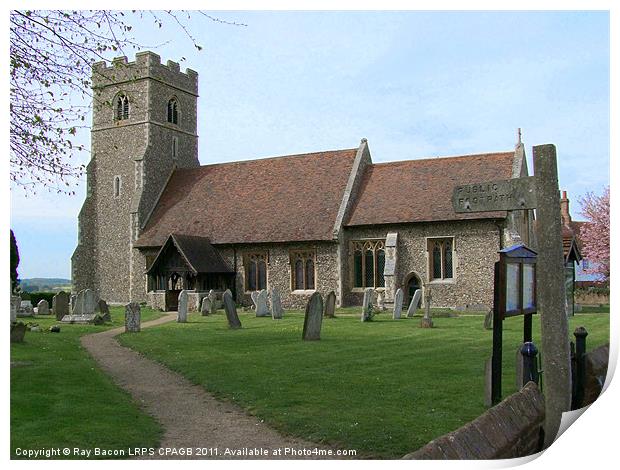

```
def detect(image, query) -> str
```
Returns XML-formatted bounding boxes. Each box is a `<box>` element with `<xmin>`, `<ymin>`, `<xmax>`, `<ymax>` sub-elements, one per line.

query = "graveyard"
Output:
<box><xmin>10</xmin><ymin>293</ymin><xmax>609</xmax><ymax>459</ymax></box>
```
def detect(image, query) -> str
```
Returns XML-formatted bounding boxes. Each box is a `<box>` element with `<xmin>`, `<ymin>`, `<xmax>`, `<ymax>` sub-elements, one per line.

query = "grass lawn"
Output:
<box><xmin>10</xmin><ymin>306</ymin><xmax>165</xmax><ymax>459</ymax></box>
<box><xmin>119</xmin><ymin>308</ymin><xmax>609</xmax><ymax>459</ymax></box>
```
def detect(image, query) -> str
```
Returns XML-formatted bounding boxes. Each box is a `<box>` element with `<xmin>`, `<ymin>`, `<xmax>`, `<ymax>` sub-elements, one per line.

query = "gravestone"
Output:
<box><xmin>420</xmin><ymin>288</ymin><xmax>433</xmax><ymax>328</ymax></box>
<box><xmin>250</xmin><ymin>291</ymin><xmax>260</xmax><ymax>310</ymax></box>
<box><xmin>72</xmin><ymin>289</ymin><xmax>97</xmax><ymax>315</ymax></box>
<box><xmin>201</xmin><ymin>296</ymin><xmax>212</xmax><ymax>316</ymax></box>
<box><xmin>377</xmin><ymin>291</ymin><xmax>386</xmax><ymax>311</ymax></box>
<box><xmin>53</xmin><ymin>291</ymin><xmax>70</xmax><ymax>321</ymax></box>
<box><xmin>125</xmin><ymin>302</ymin><xmax>141</xmax><ymax>333</ymax></box>
<box><xmin>361</xmin><ymin>288</ymin><xmax>373</xmax><ymax>322</ymax></box>
<box><xmin>10</xmin><ymin>295</ymin><xmax>20</xmax><ymax>322</ymax></box>
<box><xmin>392</xmin><ymin>288</ymin><xmax>404</xmax><ymax>319</ymax></box>
<box><xmin>177</xmin><ymin>290</ymin><xmax>188</xmax><ymax>323</ymax></box>
<box><xmin>208</xmin><ymin>290</ymin><xmax>218</xmax><ymax>312</ymax></box>
<box><xmin>407</xmin><ymin>289</ymin><xmax>422</xmax><ymax>317</ymax></box>
<box><xmin>483</xmin><ymin>310</ymin><xmax>493</xmax><ymax>330</ymax></box>
<box><xmin>98</xmin><ymin>299</ymin><xmax>111</xmax><ymax>322</ymax></box>
<box><xmin>256</xmin><ymin>289</ymin><xmax>270</xmax><ymax>317</ymax></box>
<box><xmin>37</xmin><ymin>299</ymin><xmax>50</xmax><ymax>315</ymax></box>
<box><xmin>270</xmin><ymin>288</ymin><xmax>283</xmax><ymax>319</ymax></box>
<box><xmin>223</xmin><ymin>289</ymin><xmax>242</xmax><ymax>329</ymax></box>
<box><xmin>302</xmin><ymin>292</ymin><xmax>323</xmax><ymax>341</ymax></box>
<box><xmin>17</xmin><ymin>301</ymin><xmax>34</xmax><ymax>318</ymax></box>
<box><xmin>324</xmin><ymin>291</ymin><xmax>336</xmax><ymax>318</ymax></box>
<box><xmin>70</xmin><ymin>294</ymin><xmax>76</xmax><ymax>312</ymax></box>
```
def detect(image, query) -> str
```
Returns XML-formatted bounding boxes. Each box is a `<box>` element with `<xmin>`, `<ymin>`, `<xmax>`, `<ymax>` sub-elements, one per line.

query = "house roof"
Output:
<box><xmin>135</xmin><ymin>148</ymin><xmax>359</xmax><ymax>247</ymax></box>
<box><xmin>345</xmin><ymin>151</ymin><xmax>516</xmax><ymax>226</ymax></box>
<box><xmin>562</xmin><ymin>223</ymin><xmax>583</xmax><ymax>263</ymax></box>
<box><xmin>147</xmin><ymin>233</ymin><xmax>234</xmax><ymax>274</ymax></box>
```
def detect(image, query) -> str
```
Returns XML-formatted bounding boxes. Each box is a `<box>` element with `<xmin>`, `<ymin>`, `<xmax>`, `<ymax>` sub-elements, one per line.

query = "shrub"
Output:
<box><xmin>27</xmin><ymin>292</ymin><xmax>56</xmax><ymax>307</ymax></box>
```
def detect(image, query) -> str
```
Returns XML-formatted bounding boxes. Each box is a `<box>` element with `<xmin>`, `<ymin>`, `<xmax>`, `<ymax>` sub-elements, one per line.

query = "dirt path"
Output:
<box><xmin>81</xmin><ymin>313</ymin><xmax>339</xmax><ymax>460</ymax></box>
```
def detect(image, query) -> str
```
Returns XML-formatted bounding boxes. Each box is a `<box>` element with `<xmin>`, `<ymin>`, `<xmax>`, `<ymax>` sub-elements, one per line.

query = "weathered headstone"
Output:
<box><xmin>208</xmin><ymin>290</ymin><xmax>218</xmax><ymax>312</ymax></box>
<box><xmin>420</xmin><ymin>288</ymin><xmax>433</xmax><ymax>328</ymax></box>
<box><xmin>302</xmin><ymin>292</ymin><xmax>323</xmax><ymax>341</ymax></box>
<box><xmin>393</xmin><ymin>288</ymin><xmax>404</xmax><ymax>319</ymax></box>
<box><xmin>223</xmin><ymin>289</ymin><xmax>242</xmax><ymax>329</ymax></box>
<box><xmin>177</xmin><ymin>290</ymin><xmax>188</xmax><ymax>323</ymax></box>
<box><xmin>407</xmin><ymin>289</ymin><xmax>422</xmax><ymax>317</ymax></box>
<box><xmin>200</xmin><ymin>296</ymin><xmax>212</xmax><ymax>316</ymax></box>
<box><xmin>377</xmin><ymin>291</ymin><xmax>386</xmax><ymax>311</ymax></box>
<box><xmin>53</xmin><ymin>291</ymin><xmax>70</xmax><ymax>321</ymax></box>
<box><xmin>250</xmin><ymin>291</ymin><xmax>260</xmax><ymax>310</ymax></box>
<box><xmin>125</xmin><ymin>302</ymin><xmax>141</xmax><ymax>333</ymax></box>
<box><xmin>324</xmin><ymin>290</ymin><xmax>336</xmax><ymax>318</ymax></box>
<box><xmin>10</xmin><ymin>295</ymin><xmax>20</xmax><ymax>322</ymax></box>
<box><xmin>256</xmin><ymin>289</ymin><xmax>270</xmax><ymax>317</ymax></box>
<box><xmin>37</xmin><ymin>299</ymin><xmax>50</xmax><ymax>315</ymax></box>
<box><xmin>483</xmin><ymin>310</ymin><xmax>493</xmax><ymax>330</ymax></box>
<box><xmin>361</xmin><ymin>288</ymin><xmax>373</xmax><ymax>322</ymax></box>
<box><xmin>72</xmin><ymin>289</ymin><xmax>97</xmax><ymax>315</ymax></box>
<box><xmin>17</xmin><ymin>300</ymin><xmax>34</xmax><ymax>318</ymax></box>
<box><xmin>270</xmin><ymin>288</ymin><xmax>283</xmax><ymax>319</ymax></box>
<box><xmin>98</xmin><ymin>299</ymin><xmax>111</xmax><ymax>322</ymax></box>
<box><xmin>11</xmin><ymin>322</ymin><xmax>27</xmax><ymax>343</ymax></box>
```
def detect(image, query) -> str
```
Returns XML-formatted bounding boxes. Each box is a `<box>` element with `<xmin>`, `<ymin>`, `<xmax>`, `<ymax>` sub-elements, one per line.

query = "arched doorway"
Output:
<box><xmin>404</xmin><ymin>272</ymin><xmax>422</xmax><ymax>308</ymax></box>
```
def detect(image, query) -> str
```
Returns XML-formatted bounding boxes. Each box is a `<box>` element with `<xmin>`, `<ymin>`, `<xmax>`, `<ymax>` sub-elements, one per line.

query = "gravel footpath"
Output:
<box><xmin>81</xmin><ymin>313</ymin><xmax>342</xmax><ymax>460</ymax></box>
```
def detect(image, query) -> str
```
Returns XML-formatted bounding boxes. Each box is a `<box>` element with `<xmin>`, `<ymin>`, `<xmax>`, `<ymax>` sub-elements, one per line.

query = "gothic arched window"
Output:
<box><xmin>290</xmin><ymin>251</ymin><xmax>316</xmax><ymax>290</ymax></box>
<box><xmin>351</xmin><ymin>240</ymin><xmax>385</xmax><ymax>289</ymax></box>
<box><xmin>245</xmin><ymin>252</ymin><xmax>267</xmax><ymax>291</ymax></box>
<box><xmin>116</xmin><ymin>94</ymin><xmax>129</xmax><ymax>121</ymax></box>
<box><xmin>167</xmin><ymin>98</ymin><xmax>179</xmax><ymax>124</ymax></box>
<box><xmin>428</xmin><ymin>238</ymin><xmax>455</xmax><ymax>281</ymax></box>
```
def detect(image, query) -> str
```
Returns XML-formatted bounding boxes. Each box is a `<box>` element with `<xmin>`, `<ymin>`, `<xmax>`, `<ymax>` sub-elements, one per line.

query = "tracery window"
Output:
<box><xmin>116</xmin><ymin>94</ymin><xmax>129</xmax><ymax>121</ymax></box>
<box><xmin>352</xmin><ymin>240</ymin><xmax>385</xmax><ymax>289</ymax></box>
<box><xmin>291</xmin><ymin>251</ymin><xmax>316</xmax><ymax>290</ymax></box>
<box><xmin>245</xmin><ymin>252</ymin><xmax>267</xmax><ymax>291</ymax></box>
<box><xmin>429</xmin><ymin>238</ymin><xmax>454</xmax><ymax>281</ymax></box>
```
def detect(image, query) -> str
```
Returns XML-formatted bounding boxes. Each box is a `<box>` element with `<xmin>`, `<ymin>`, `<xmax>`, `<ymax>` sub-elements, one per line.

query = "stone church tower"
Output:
<box><xmin>72</xmin><ymin>52</ymin><xmax>199</xmax><ymax>303</ymax></box>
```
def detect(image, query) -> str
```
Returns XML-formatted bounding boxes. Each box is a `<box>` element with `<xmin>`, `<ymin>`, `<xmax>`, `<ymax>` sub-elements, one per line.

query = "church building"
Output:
<box><xmin>72</xmin><ymin>52</ymin><xmax>533</xmax><ymax>311</ymax></box>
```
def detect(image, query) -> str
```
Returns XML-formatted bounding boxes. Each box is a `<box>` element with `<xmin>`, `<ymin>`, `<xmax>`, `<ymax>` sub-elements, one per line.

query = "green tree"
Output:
<box><xmin>10</xmin><ymin>230</ymin><xmax>20</xmax><ymax>293</ymax></box>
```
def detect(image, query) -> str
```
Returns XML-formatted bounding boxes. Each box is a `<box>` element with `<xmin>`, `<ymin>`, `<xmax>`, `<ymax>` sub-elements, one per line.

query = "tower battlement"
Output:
<box><xmin>92</xmin><ymin>51</ymin><xmax>198</xmax><ymax>95</ymax></box>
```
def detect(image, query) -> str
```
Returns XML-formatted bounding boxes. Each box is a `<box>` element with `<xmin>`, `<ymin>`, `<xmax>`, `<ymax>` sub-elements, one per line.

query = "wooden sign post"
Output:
<box><xmin>452</xmin><ymin>143</ymin><xmax>571</xmax><ymax>448</ymax></box>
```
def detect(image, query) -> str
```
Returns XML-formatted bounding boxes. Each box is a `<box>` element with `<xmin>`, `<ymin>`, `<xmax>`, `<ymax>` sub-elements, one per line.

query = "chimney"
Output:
<box><xmin>560</xmin><ymin>190</ymin><xmax>571</xmax><ymax>225</ymax></box>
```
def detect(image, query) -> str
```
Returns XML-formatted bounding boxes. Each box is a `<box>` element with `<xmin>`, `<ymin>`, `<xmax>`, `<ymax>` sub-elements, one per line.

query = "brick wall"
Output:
<box><xmin>402</xmin><ymin>382</ymin><xmax>544</xmax><ymax>459</ymax></box>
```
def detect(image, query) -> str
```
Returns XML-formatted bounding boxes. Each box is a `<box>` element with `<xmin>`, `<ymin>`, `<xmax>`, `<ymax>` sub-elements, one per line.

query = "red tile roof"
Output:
<box><xmin>135</xmin><ymin>149</ymin><xmax>359</xmax><ymax>247</ymax></box>
<box><xmin>345</xmin><ymin>152</ymin><xmax>516</xmax><ymax>226</ymax></box>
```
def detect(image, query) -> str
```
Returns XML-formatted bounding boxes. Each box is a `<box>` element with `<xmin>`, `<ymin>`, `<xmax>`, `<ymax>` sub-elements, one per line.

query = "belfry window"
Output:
<box><xmin>116</xmin><ymin>94</ymin><xmax>129</xmax><ymax>121</ymax></box>
<box><xmin>351</xmin><ymin>240</ymin><xmax>385</xmax><ymax>289</ymax></box>
<box><xmin>167</xmin><ymin>98</ymin><xmax>179</xmax><ymax>124</ymax></box>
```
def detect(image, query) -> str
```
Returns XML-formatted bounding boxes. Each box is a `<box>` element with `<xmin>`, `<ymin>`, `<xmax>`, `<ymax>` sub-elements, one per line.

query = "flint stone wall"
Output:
<box><xmin>342</xmin><ymin>220</ymin><xmax>502</xmax><ymax>309</ymax></box>
<box><xmin>403</xmin><ymin>382</ymin><xmax>544</xmax><ymax>459</ymax></box>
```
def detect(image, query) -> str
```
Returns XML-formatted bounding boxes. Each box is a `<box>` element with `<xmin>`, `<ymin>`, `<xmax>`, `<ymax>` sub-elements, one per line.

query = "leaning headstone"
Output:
<box><xmin>393</xmin><ymin>288</ymin><xmax>404</xmax><ymax>319</ymax></box>
<box><xmin>270</xmin><ymin>288</ymin><xmax>284</xmax><ymax>319</ymax></box>
<box><xmin>250</xmin><ymin>291</ymin><xmax>260</xmax><ymax>310</ymax></box>
<box><xmin>200</xmin><ymin>296</ymin><xmax>212</xmax><ymax>316</ymax></box>
<box><xmin>420</xmin><ymin>288</ymin><xmax>433</xmax><ymax>328</ymax></box>
<box><xmin>407</xmin><ymin>289</ymin><xmax>422</xmax><ymax>317</ymax></box>
<box><xmin>98</xmin><ymin>299</ymin><xmax>111</xmax><ymax>322</ymax></box>
<box><xmin>37</xmin><ymin>299</ymin><xmax>50</xmax><ymax>315</ymax></box>
<box><xmin>361</xmin><ymin>288</ymin><xmax>373</xmax><ymax>321</ymax></box>
<box><xmin>53</xmin><ymin>291</ymin><xmax>70</xmax><ymax>321</ymax></box>
<box><xmin>177</xmin><ymin>290</ymin><xmax>188</xmax><ymax>323</ymax></box>
<box><xmin>302</xmin><ymin>292</ymin><xmax>324</xmax><ymax>341</ymax></box>
<box><xmin>483</xmin><ymin>310</ymin><xmax>493</xmax><ymax>330</ymax></box>
<box><xmin>223</xmin><ymin>289</ymin><xmax>242</xmax><ymax>329</ymax></box>
<box><xmin>256</xmin><ymin>289</ymin><xmax>270</xmax><ymax>317</ymax></box>
<box><xmin>324</xmin><ymin>291</ymin><xmax>336</xmax><ymax>318</ymax></box>
<box><xmin>125</xmin><ymin>302</ymin><xmax>141</xmax><ymax>333</ymax></box>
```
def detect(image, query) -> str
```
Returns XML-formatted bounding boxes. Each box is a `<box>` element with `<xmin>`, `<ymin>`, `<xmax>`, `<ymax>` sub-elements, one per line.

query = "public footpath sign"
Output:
<box><xmin>452</xmin><ymin>144</ymin><xmax>570</xmax><ymax>449</ymax></box>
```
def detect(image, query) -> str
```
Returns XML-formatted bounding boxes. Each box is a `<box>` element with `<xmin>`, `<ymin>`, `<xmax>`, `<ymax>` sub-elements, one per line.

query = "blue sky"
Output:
<box><xmin>9</xmin><ymin>10</ymin><xmax>611</xmax><ymax>279</ymax></box>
